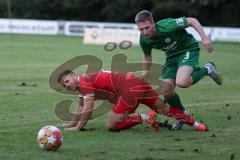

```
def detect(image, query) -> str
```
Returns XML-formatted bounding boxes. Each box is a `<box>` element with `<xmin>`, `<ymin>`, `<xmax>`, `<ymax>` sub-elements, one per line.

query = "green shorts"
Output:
<box><xmin>161</xmin><ymin>49</ymin><xmax>201</xmax><ymax>79</ymax></box>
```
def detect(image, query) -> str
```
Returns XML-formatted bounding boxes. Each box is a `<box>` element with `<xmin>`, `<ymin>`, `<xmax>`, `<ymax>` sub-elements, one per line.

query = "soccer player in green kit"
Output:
<box><xmin>135</xmin><ymin>10</ymin><xmax>223</xmax><ymax>130</ymax></box>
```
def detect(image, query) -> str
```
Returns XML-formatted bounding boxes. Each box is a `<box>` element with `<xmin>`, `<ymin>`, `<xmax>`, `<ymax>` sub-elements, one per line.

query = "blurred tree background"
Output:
<box><xmin>0</xmin><ymin>0</ymin><xmax>239</xmax><ymax>27</ymax></box>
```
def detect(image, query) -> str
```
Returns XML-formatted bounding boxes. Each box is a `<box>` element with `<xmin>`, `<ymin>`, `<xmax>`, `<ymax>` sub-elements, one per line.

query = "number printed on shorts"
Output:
<box><xmin>184</xmin><ymin>52</ymin><xmax>190</xmax><ymax>60</ymax></box>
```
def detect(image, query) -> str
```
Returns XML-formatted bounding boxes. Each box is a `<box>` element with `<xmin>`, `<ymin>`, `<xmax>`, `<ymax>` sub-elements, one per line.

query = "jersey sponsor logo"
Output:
<box><xmin>175</xmin><ymin>18</ymin><xmax>184</xmax><ymax>26</ymax></box>
<box><xmin>162</xmin><ymin>41</ymin><xmax>177</xmax><ymax>51</ymax></box>
<box><xmin>165</xmin><ymin>38</ymin><xmax>171</xmax><ymax>43</ymax></box>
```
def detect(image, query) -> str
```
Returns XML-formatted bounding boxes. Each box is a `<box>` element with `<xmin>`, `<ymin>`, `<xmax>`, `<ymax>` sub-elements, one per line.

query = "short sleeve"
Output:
<box><xmin>157</xmin><ymin>17</ymin><xmax>189</xmax><ymax>33</ymax></box>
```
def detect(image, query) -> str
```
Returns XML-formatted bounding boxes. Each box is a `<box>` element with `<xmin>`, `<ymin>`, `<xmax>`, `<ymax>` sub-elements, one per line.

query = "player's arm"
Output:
<box><xmin>75</xmin><ymin>96</ymin><xmax>94</xmax><ymax>130</ymax></box>
<box><xmin>142</xmin><ymin>53</ymin><xmax>152</xmax><ymax>82</ymax></box>
<box><xmin>61</xmin><ymin>97</ymin><xmax>84</xmax><ymax>128</ymax></box>
<box><xmin>70</xmin><ymin>98</ymin><xmax>84</xmax><ymax>126</ymax></box>
<box><xmin>187</xmin><ymin>17</ymin><xmax>213</xmax><ymax>53</ymax></box>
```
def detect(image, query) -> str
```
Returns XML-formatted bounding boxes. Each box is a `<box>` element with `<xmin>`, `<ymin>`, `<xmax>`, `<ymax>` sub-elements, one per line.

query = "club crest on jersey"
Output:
<box><xmin>165</xmin><ymin>38</ymin><xmax>171</xmax><ymax>43</ymax></box>
<box><xmin>175</xmin><ymin>18</ymin><xmax>184</xmax><ymax>26</ymax></box>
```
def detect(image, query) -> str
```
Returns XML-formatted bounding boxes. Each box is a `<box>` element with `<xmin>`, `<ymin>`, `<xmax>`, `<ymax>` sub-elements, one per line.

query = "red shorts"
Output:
<box><xmin>112</xmin><ymin>96</ymin><xmax>159</xmax><ymax>114</ymax></box>
<box><xmin>112</xmin><ymin>73</ymin><xmax>159</xmax><ymax>114</ymax></box>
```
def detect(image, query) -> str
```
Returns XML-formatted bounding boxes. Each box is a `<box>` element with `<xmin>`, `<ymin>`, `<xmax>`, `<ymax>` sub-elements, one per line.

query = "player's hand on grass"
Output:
<box><xmin>202</xmin><ymin>37</ymin><xmax>213</xmax><ymax>53</ymax></box>
<box><xmin>64</xmin><ymin>127</ymin><xmax>80</xmax><ymax>131</ymax></box>
<box><xmin>60</xmin><ymin>123</ymin><xmax>77</xmax><ymax>129</ymax></box>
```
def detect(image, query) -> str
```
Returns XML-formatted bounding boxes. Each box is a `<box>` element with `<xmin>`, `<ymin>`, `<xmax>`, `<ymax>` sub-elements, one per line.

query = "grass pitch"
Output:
<box><xmin>0</xmin><ymin>34</ymin><xmax>239</xmax><ymax>160</ymax></box>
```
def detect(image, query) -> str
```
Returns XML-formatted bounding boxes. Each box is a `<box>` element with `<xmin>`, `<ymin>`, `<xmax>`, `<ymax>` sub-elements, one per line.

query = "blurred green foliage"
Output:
<box><xmin>0</xmin><ymin>0</ymin><xmax>239</xmax><ymax>26</ymax></box>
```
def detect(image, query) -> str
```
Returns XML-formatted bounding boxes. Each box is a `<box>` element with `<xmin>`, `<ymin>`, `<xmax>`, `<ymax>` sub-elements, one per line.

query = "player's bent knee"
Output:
<box><xmin>107</xmin><ymin>125</ymin><xmax>119</xmax><ymax>132</ymax></box>
<box><xmin>106</xmin><ymin>123</ymin><xmax>119</xmax><ymax>132</ymax></box>
<box><xmin>176</xmin><ymin>80</ymin><xmax>191</xmax><ymax>88</ymax></box>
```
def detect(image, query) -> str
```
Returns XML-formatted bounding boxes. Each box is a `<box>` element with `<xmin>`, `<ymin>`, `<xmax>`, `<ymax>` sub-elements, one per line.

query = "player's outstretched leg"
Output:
<box><xmin>151</xmin><ymin>99</ymin><xmax>207</xmax><ymax>131</ymax></box>
<box><xmin>205</xmin><ymin>61</ymin><xmax>223</xmax><ymax>85</ymax></box>
<box><xmin>167</xmin><ymin>107</ymin><xmax>207</xmax><ymax>132</ymax></box>
<box><xmin>165</xmin><ymin>93</ymin><xmax>186</xmax><ymax>130</ymax></box>
<box><xmin>171</xmin><ymin>110</ymin><xmax>190</xmax><ymax>131</ymax></box>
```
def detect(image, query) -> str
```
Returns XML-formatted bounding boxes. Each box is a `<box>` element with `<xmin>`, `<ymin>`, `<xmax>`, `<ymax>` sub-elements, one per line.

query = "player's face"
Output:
<box><xmin>61</xmin><ymin>74</ymin><xmax>78</xmax><ymax>91</ymax></box>
<box><xmin>137</xmin><ymin>20</ymin><xmax>156</xmax><ymax>38</ymax></box>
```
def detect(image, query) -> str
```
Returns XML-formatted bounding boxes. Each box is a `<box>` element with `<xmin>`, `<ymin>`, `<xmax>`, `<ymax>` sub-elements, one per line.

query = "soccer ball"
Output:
<box><xmin>37</xmin><ymin>125</ymin><xmax>63</xmax><ymax>151</ymax></box>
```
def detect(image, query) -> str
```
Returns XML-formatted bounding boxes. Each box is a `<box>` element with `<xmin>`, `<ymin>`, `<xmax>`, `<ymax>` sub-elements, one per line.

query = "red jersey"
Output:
<box><xmin>78</xmin><ymin>71</ymin><xmax>158</xmax><ymax>107</ymax></box>
<box><xmin>78</xmin><ymin>71</ymin><xmax>120</xmax><ymax>103</ymax></box>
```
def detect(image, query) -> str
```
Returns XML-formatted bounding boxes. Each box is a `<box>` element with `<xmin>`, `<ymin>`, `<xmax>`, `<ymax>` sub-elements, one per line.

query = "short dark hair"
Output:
<box><xmin>135</xmin><ymin>10</ymin><xmax>154</xmax><ymax>23</ymax></box>
<box><xmin>57</xmin><ymin>70</ymin><xmax>73</xmax><ymax>83</ymax></box>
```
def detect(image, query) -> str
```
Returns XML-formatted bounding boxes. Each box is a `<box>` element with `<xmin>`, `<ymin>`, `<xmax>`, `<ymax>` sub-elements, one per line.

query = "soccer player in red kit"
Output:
<box><xmin>58</xmin><ymin>70</ymin><xmax>206</xmax><ymax>132</ymax></box>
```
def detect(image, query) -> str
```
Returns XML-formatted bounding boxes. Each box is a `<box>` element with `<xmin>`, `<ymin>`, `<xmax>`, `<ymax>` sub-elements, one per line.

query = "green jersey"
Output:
<box><xmin>139</xmin><ymin>17</ymin><xmax>199</xmax><ymax>58</ymax></box>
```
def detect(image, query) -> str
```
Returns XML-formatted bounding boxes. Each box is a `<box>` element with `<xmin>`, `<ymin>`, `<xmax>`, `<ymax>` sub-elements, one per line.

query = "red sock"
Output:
<box><xmin>115</xmin><ymin>115</ymin><xmax>142</xmax><ymax>131</ymax></box>
<box><xmin>168</xmin><ymin>107</ymin><xmax>195</xmax><ymax>126</ymax></box>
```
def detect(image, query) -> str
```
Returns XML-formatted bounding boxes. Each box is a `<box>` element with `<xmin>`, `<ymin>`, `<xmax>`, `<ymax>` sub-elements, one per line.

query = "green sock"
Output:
<box><xmin>166</xmin><ymin>93</ymin><xmax>185</xmax><ymax>111</ymax></box>
<box><xmin>191</xmin><ymin>67</ymin><xmax>208</xmax><ymax>84</ymax></box>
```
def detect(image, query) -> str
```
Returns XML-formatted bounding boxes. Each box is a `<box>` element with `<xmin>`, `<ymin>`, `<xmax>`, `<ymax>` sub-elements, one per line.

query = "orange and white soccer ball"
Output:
<box><xmin>37</xmin><ymin>126</ymin><xmax>63</xmax><ymax>151</ymax></box>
